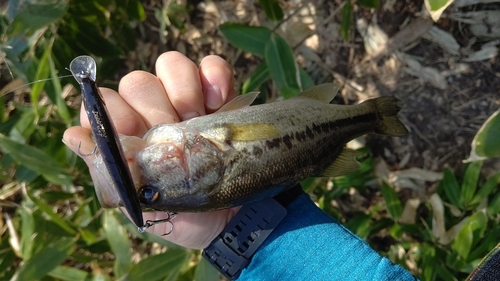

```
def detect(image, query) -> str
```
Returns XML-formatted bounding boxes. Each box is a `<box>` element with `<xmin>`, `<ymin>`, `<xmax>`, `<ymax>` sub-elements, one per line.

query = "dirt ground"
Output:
<box><xmin>130</xmin><ymin>0</ymin><xmax>499</xmax><ymax>192</ymax></box>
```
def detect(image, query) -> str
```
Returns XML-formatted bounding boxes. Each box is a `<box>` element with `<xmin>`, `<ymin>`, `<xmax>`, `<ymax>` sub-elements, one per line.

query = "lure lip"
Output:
<box><xmin>69</xmin><ymin>56</ymin><xmax>144</xmax><ymax>228</ymax></box>
<box><xmin>69</xmin><ymin>55</ymin><xmax>97</xmax><ymax>82</ymax></box>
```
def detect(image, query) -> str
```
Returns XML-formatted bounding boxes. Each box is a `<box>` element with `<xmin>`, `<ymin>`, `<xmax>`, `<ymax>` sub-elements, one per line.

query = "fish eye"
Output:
<box><xmin>138</xmin><ymin>186</ymin><xmax>159</xmax><ymax>205</ymax></box>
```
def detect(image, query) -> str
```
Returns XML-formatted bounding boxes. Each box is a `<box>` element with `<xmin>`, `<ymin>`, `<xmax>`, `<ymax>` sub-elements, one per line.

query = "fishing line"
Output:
<box><xmin>0</xmin><ymin>52</ymin><xmax>74</xmax><ymax>99</ymax></box>
<box><xmin>0</xmin><ymin>75</ymin><xmax>74</xmax><ymax>96</ymax></box>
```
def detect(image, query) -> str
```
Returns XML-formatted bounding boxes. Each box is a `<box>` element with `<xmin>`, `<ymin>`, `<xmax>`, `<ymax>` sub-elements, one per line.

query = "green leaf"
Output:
<box><xmin>92</xmin><ymin>273</ymin><xmax>112</xmax><ymax>281</ymax></box>
<box><xmin>389</xmin><ymin>223</ymin><xmax>403</xmax><ymax>238</ymax></box>
<box><xmin>467</xmin><ymin>108</ymin><xmax>500</xmax><ymax>161</ymax></box>
<box><xmin>118</xmin><ymin>248</ymin><xmax>189</xmax><ymax>281</ymax></box>
<box><xmin>30</xmin><ymin>45</ymin><xmax>52</xmax><ymax>109</ymax></box>
<box><xmin>15</xmin><ymin>164</ymin><xmax>39</xmax><ymax>183</ymax></box>
<box><xmin>73</xmin><ymin>18</ymin><xmax>123</xmax><ymax>57</ymax></box>
<box><xmin>452</xmin><ymin>212</ymin><xmax>487</xmax><ymax>259</ymax></box>
<box><xmin>381</xmin><ymin>182</ymin><xmax>403</xmax><ymax>220</ymax></box>
<box><xmin>25</xmin><ymin>189</ymin><xmax>78</xmax><ymax>235</ymax></box>
<box><xmin>7</xmin><ymin>0</ymin><xmax>22</xmax><ymax>21</ymax></box>
<box><xmin>0</xmin><ymin>134</ymin><xmax>72</xmax><ymax>185</ymax></box>
<box><xmin>436</xmin><ymin>265</ymin><xmax>458</xmax><ymax>281</ymax></box>
<box><xmin>20</xmin><ymin>205</ymin><xmax>35</xmax><ymax>260</ymax></box>
<box><xmin>194</xmin><ymin>258</ymin><xmax>220</xmax><ymax>281</ymax></box>
<box><xmin>259</xmin><ymin>0</ymin><xmax>284</xmax><ymax>21</ymax></box>
<box><xmin>356</xmin><ymin>0</ymin><xmax>380</xmax><ymax>8</ymax></box>
<box><xmin>470</xmin><ymin>172</ymin><xmax>500</xmax><ymax>207</ymax></box>
<box><xmin>460</xmin><ymin>161</ymin><xmax>482</xmax><ymax>207</ymax></box>
<box><xmin>0</xmin><ymin>246</ymin><xmax>16</xmax><ymax>280</ymax></box>
<box><xmin>265</xmin><ymin>33</ymin><xmax>300</xmax><ymax>98</ymax></box>
<box><xmin>12</xmin><ymin>237</ymin><xmax>76</xmax><ymax>281</ymax></box>
<box><xmin>439</xmin><ymin>168</ymin><xmax>462</xmax><ymax>208</ymax></box>
<box><xmin>242</xmin><ymin>62</ymin><xmax>270</xmax><ymax>94</ymax></box>
<box><xmin>9</xmin><ymin>108</ymin><xmax>37</xmax><ymax>143</ymax></box>
<box><xmin>166</xmin><ymin>2</ymin><xmax>189</xmax><ymax>31</ymax></box>
<box><xmin>219</xmin><ymin>23</ymin><xmax>272</xmax><ymax>57</ymax></box>
<box><xmin>48</xmin><ymin>266</ymin><xmax>90</xmax><ymax>281</ymax></box>
<box><xmin>125</xmin><ymin>0</ymin><xmax>146</xmax><ymax>21</ymax></box>
<box><xmin>421</xmin><ymin>243</ymin><xmax>438</xmax><ymax>281</ymax></box>
<box><xmin>341</xmin><ymin>2</ymin><xmax>353</xmax><ymax>41</ymax></box>
<box><xmin>48</xmin><ymin>55</ymin><xmax>71</xmax><ymax>125</ymax></box>
<box><xmin>426</xmin><ymin>0</ymin><xmax>451</xmax><ymax>10</ymax></box>
<box><xmin>7</xmin><ymin>2</ymin><xmax>68</xmax><ymax>35</ymax></box>
<box><xmin>345</xmin><ymin>213</ymin><xmax>371</xmax><ymax>238</ymax></box>
<box><xmin>487</xmin><ymin>192</ymin><xmax>500</xmax><ymax>216</ymax></box>
<box><xmin>299</xmin><ymin>68</ymin><xmax>315</xmax><ymax>91</ymax></box>
<box><xmin>369</xmin><ymin>217</ymin><xmax>394</xmax><ymax>236</ymax></box>
<box><xmin>103</xmin><ymin>210</ymin><xmax>132</xmax><ymax>278</ymax></box>
<box><xmin>468</xmin><ymin>226</ymin><xmax>500</xmax><ymax>262</ymax></box>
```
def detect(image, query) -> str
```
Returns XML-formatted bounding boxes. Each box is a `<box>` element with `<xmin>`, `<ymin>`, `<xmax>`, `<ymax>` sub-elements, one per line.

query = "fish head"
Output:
<box><xmin>135</xmin><ymin>124</ymin><xmax>229</xmax><ymax>210</ymax></box>
<box><xmin>92</xmin><ymin>123</ymin><xmax>229</xmax><ymax>212</ymax></box>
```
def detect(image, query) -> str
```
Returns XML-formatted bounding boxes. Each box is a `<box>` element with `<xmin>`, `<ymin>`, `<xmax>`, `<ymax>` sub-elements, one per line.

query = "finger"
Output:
<box><xmin>142</xmin><ymin>207</ymin><xmax>241</xmax><ymax>249</ymax></box>
<box><xmin>79</xmin><ymin>88</ymin><xmax>148</xmax><ymax>137</ymax></box>
<box><xmin>199</xmin><ymin>55</ymin><xmax>237</xmax><ymax>112</ymax></box>
<box><xmin>62</xmin><ymin>126</ymin><xmax>94</xmax><ymax>164</ymax></box>
<box><xmin>119</xmin><ymin>71</ymin><xmax>180</xmax><ymax>128</ymax></box>
<box><xmin>156</xmin><ymin>51</ymin><xmax>206</xmax><ymax>121</ymax></box>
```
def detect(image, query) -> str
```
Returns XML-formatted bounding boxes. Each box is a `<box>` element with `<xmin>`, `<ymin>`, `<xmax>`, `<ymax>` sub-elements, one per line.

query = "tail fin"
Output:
<box><xmin>372</xmin><ymin>96</ymin><xmax>408</xmax><ymax>137</ymax></box>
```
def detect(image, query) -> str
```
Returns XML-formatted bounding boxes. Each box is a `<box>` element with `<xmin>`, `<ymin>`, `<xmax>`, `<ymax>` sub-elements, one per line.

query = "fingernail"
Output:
<box><xmin>61</xmin><ymin>135</ymin><xmax>74</xmax><ymax>149</ymax></box>
<box><xmin>205</xmin><ymin>85</ymin><xmax>222</xmax><ymax>110</ymax></box>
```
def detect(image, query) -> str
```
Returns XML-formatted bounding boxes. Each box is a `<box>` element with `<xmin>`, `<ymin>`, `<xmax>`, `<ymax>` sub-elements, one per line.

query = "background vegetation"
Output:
<box><xmin>1</xmin><ymin>0</ymin><xmax>499</xmax><ymax>280</ymax></box>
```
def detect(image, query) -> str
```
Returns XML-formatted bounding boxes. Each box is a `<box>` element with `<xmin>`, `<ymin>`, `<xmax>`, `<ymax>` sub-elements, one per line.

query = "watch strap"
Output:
<box><xmin>202</xmin><ymin>184</ymin><xmax>303</xmax><ymax>280</ymax></box>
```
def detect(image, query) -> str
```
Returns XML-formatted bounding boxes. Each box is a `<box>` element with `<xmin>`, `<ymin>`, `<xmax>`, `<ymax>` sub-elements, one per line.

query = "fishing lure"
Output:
<box><xmin>69</xmin><ymin>56</ymin><xmax>145</xmax><ymax>229</ymax></box>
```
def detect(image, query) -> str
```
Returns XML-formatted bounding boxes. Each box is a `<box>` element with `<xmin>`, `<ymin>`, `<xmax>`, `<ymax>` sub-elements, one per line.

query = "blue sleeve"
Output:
<box><xmin>238</xmin><ymin>193</ymin><xmax>418</xmax><ymax>280</ymax></box>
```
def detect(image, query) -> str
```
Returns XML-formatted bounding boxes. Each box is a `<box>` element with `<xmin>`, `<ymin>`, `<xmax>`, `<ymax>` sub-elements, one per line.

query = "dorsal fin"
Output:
<box><xmin>298</xmin><ymin>83</ymin><xmax>341</xmax><ymax>103</ymax></box>
<box><xmin>215</xmin><ymin>92</ymin><xmax>260</xmax><ymax>113</ymax></box>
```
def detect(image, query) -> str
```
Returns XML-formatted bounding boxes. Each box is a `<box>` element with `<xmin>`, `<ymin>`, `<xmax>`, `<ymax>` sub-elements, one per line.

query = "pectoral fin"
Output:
<box><xmin>321</xmin><ymin>148</ymin><xmax>361</xmax><ymax>177</ymax></box>
<box><xmin>215</xmin><ymin>92</ymin><xmax>260</xmax><ymax>113</ymax></box>
<box><xmin>226</xmin><ymin>123</ymin><xmax>280</xmax><ymax>141</ymax></box>
<box><xmin>297</xmin><ymin>83</ymin><xmax>341</xmax><ymax>103</ymax></box>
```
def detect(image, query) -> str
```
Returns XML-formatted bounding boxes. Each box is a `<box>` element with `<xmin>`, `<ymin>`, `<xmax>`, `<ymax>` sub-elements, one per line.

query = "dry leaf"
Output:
<box><xmin>439</xmin><ymin>217</ymin><xmax>468</xmax><ymax>245</ymax></box>
<box><xmin>429</xmin><ymin>193</ymin><xmax>446</xmax><ymax>241</ymax></box>
<box><xmin>356</xmin><ymin>18</ymin><xmax>388</xmax><ymax>55</ymax></box>
<box><xmin>399</xmin><ymin>198</ymin><xmax>421</xmax><ymax>224</ymax></box>
<box><xmin>454</xmin><ymin>0</ymin><xmax>499</xmax><ymax>7</ymax></box>
<box><xmin>463</xmin><ymin>45</ymin><xmax>498</xmax><ymax>62</ymax></box>
<box><xmin>392</xmin><ymin>167</ymin><xmax>444</xmax><ymax>182</ymax></box>
<box><xmin>423</xmin><ymin>26</ymin><xmax>460</xmax><ymax>55</ymax></box>
<box><xmin>400</xmin><ymin>54</ymin><xmax>448</xmax><ymax>89</ymax></box>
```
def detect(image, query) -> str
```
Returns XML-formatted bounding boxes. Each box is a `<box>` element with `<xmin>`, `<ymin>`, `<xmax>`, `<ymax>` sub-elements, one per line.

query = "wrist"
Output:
<box><xmin>199</xmin><ymin>206</ymin><xmax>242</xmax><ymax>249</ymax></box>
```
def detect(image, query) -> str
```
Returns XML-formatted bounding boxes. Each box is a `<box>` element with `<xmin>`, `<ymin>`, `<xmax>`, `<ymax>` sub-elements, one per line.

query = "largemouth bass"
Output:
<box><xmin>92</xmin><ymin>83</ymin><xmax>407</xmax><ymax>212</ymax></box>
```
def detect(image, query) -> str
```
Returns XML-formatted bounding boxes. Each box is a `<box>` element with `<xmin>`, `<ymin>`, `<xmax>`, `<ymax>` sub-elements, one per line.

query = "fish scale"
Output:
<box><xmin>92</xmin><ymin>83</ymin><xmax>408</xmax><ymax>212</ymax></box>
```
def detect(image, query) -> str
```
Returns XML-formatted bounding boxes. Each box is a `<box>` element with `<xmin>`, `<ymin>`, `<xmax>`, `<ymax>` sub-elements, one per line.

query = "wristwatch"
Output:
<box><xmin>202</xmin><ymin>184</ymin><xmax>304</xmax><ymax>280</ymax></box>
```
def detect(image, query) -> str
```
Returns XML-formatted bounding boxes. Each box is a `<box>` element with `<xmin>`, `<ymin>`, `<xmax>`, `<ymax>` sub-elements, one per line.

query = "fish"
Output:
<box><xmin>91</xmin><ymin>83</ymin><xmax>408</xmax><ymax>213</ymax></box>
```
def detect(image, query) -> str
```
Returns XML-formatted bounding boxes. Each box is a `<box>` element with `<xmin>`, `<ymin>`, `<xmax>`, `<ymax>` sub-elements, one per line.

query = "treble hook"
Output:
<box><xmin>138</xmin><ymin>212</ymin><xmax>178</xmax><ymax>236</ymax></box>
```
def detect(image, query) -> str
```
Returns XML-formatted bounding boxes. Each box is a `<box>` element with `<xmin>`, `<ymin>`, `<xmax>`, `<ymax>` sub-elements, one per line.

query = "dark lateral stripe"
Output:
<box><xmin>312</xmin><ymin>112</ymin><xmax>377</xmax><ymax>135</ymax></box>
<box><xmin>264</xmin><ymin>112</ymin><xmax>377</xmax><ymax>150</ymax></box>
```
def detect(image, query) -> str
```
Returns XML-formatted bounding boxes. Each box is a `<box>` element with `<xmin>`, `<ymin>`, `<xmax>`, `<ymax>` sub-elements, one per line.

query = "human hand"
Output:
<box><xmin>63</xmin><ymin>51</ymin><xmax>240</xmax><ymax>249</ymax></box>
